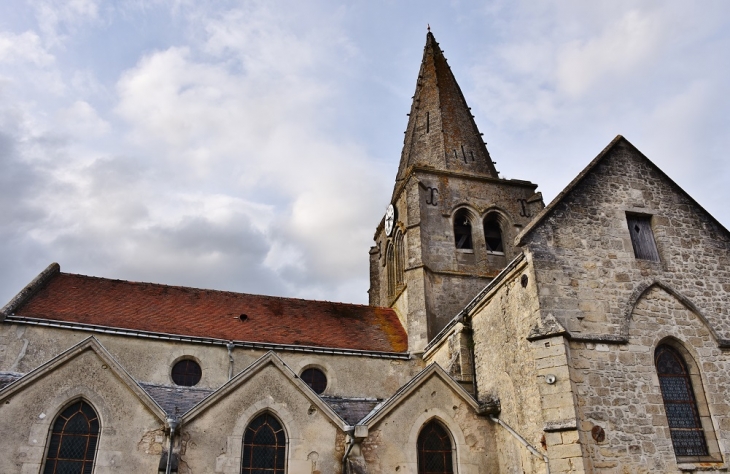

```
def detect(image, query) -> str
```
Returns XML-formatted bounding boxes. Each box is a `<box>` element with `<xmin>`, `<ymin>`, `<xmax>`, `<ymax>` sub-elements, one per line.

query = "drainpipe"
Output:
<box><xmin>342</xmin><ymin>434</ymin><xmax>355</xmax><ymax>468</ymax></box>
<box><xmin>489</xmin><ymin>415</ymin><xmax>550</xmax><ymax>474</ymax></box>
<box><xmin>165</xmin><ymin>417</ymin><xmax>179</xmax><ymax>474</ymax></box>
<box><xmin>342</xmin><ymin>425</ymin><xmax>368</xmax><ymax>474</ymax></box>
<box><xmin>226</xmin><ymin>343</ymin><xmax>235</xmax><ymax>380</ymax></box>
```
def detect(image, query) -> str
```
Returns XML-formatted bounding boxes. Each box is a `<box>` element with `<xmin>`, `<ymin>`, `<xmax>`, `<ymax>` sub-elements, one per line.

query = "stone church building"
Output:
<box><xmin>1</xmin><ymin>32</ymin><xmax>729</xmax><ymax>474</ymax></box>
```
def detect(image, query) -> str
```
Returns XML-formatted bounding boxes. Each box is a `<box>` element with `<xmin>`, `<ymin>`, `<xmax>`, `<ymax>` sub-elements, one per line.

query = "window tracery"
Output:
<box><xmin>417</xmin><ymin>420</ymin><xmax>454</xmax><ymax>474</ymax></box>
<box><xmin>43</xmin><ymin>400</ymin><xmax>99</xmax><ymax>474</ymax></box>
<box><xmin>655</xmin><ymin>344</ymin><xmax>709</xmax><ymax>457</ymax></box>
<box><xmin>241</xmin><ymin>412</ymin><xmax>286</xmax><ymax>474</ymax></box>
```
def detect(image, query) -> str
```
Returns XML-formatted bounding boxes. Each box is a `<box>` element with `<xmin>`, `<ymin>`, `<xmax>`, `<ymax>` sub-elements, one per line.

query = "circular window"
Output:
<box><xmin>171</xmin><ymin>359</ymin><xmax>202</xmax><ymax>387</ymax></box>
<box><xmin>301</xmin><ymin>368</ymin><xmax>327</xmax><ymax>394</ymax></box>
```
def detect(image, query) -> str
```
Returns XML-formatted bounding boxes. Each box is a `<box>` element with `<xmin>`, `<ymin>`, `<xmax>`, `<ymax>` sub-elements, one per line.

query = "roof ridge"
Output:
<box><xmin>56</xmin><ymin>271</ymin><xmax>388</xmax><ymax>309</ymax></box>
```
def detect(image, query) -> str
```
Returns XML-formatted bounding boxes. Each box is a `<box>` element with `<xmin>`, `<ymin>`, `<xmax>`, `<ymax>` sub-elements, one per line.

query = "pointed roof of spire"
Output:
<box><xmin>395</xmin><ymin>32</ymin><xmax>498</xmax><ymax>186</ymax></box>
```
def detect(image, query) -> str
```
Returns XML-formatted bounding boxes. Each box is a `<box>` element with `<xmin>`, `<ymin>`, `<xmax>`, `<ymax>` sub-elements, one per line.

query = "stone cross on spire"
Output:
<box><xmin>395</xmin><ymin>32</ymin><xmax>498</xmax><ymax>185</ymax></box>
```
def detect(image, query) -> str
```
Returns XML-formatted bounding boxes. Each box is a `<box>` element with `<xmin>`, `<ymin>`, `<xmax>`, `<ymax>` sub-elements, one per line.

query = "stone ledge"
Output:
<box><xmin>543</xmin><ymin>418</ymin><xmax>577</xmax><ymax>432</ymax></box>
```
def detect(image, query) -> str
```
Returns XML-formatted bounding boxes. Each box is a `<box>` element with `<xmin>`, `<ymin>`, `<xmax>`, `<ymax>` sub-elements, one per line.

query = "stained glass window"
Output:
<box><xmin>417</xmin><ymin>420</ymin><xmax>454</xmax><ymax>474</ymax></box>
<box><xmin>301</xmin><ymin>368</ymin><xmax>327</xmax><ymax>394</ymax></box>
<box><xmin>43</xmin><ymin>400</ymin><xmax>99</xmax><ymax>474</ymax></box>
<box><xmin>171</xmin><ymin>359</ymin><xmax>202</xmax><ymax>386</ymax></box>
<box><xmin>655</xmin><ymin>345</ymin><xmax>708</xmax><ymax>457</ymax></box>
<box><xmin>242</xmin><ymin>412</ymin><xmax>286</xmax><ymax>474</ymax></box>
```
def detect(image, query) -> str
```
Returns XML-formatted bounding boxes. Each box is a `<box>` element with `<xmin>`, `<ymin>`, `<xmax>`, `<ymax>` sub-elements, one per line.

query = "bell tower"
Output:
<box><xmin>369</xmin><ymin>32</ymin><xmax>544</xmax><ymax>352</ymax></box>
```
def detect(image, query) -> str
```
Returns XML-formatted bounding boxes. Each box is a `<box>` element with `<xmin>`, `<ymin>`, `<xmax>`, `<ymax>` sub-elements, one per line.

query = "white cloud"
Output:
<box><xmin>0</xmin><ymin>31</ymin><xmax>54</xmax><ymax>66</ymax></box>
<box><xmin>555</xmin><ymin>9</ymin><xmax>662</xmax><ymax>98</ymax></box>
<box><xmin>29</xmin><ymin>0</ymin><xmax>100</xmax><ymax>47</ymax></box>
<box><xmin>56</xmin><ymin>100</ymin><xmax>110</xmax><ymax>137</ymax></box>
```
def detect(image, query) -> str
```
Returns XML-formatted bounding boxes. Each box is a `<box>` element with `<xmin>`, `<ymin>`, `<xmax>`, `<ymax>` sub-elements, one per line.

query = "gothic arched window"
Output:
<box><xmin>417</xmin><ymin>420</ymin><xmax>454</xmax><ymax>474</ymax></box>
<box><xmin>453</xmin><ymin>210</ymin><xmax>473</xmax><ymax>250</ymax></box>
<box><xmin>483</xmin><ymin>215</ymin><xmax>504</xmax><ymax>253</ymax></box>
<box><xmin>43</xmin><ymin>400</ymin><xmax>99</xmax><ymax>474</ymax></box>
<box><xmin>241</xmin><ymin>412</ymin><xmax>286</xmax><ymax>474</ymax></box>
<box><xmin>655</xmin><ymin>344</ymin><xmax>709</xmax><ymax>457</ymax></box>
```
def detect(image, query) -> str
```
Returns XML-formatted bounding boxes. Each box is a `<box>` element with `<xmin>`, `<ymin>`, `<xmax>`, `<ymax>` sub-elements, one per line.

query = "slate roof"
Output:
<box><xmin>0</xmin><ymin>371</ymin><xmax>23</xmax><ymax>390</ymax></box>
<box><xmin>139</xmin><ymin>382</ymin><xmax>214</xmax><ymax>416</ymax></box>
<box><xmin>320</xmin><ymin>396</ymin><xmax>383</xmax><ymax>425</ymax></box>
<box><xmin>395</xmin><ymin>31</ymin><xmax>499</xmax><ymax>185</ymax></box>
<box><xmin>9</xmin><ymin>270</ymin><xmax>408</xmax><ymax>353</ymax></box>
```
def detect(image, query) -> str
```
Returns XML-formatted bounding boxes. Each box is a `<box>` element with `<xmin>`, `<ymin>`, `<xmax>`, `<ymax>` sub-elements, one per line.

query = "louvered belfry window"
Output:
<box><xmin>655</xmin><ymin>345</ymin><xmax>709</xmax><ymax>457</ymax></box>
<box><xmin>417</xmin><ymin>421</ymin><xmax>454</xmax><ymax>474</ymax></box>
<box><xmin>454</xmin><ymin>210</ymin><xmax>473</xmax><ymax>250</ymax></box>
<box><xmin>627</xmin><ymin>214</ymin><xmax>660</xmax><ymax>261</ymax></box>
<box><xmin>43</xmin><ymin>400</ymin><xmax>99</xmax><ymax>474</ymax></box>
<box><xmin>242</xmin><ymin>413</ymin><xmax>286</xmax><ymax>474</ymax></box>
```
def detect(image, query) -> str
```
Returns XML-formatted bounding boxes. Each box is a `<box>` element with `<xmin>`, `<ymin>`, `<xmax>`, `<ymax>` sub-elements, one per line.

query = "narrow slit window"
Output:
<box><xmin>386</xmin><ymin>241</ymin><xmax>396</xmax><ymax>296</ymax></box>
<box><xmin>627</xmin><ymin>214</ymin><xmax>660</xmax><ymax>261</ymax></box>
<box><xmin>453</xmin><ymin>210</ymin><xmax>473</xmax><ymax>250</ymax></box>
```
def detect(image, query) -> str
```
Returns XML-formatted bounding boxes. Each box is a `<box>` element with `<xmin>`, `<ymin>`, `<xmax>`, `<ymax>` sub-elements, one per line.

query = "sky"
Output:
<box><xmin>0</xmin><ymin>1</ymin><xmax>729</xmax><ymax>306</ymax></box>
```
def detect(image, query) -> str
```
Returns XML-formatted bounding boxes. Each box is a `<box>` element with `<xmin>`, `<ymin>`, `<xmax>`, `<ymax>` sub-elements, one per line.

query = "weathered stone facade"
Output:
<box><xmin>1</xmin><ymin>32</ymin><xmax>729</xmax><ymax>474</ymax></box>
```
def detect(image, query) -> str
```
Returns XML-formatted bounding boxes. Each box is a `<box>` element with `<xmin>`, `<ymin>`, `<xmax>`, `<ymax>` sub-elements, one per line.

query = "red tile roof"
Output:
<box><xmin>13</xmin><ymin>273</ymin><xmax>408</xmax><ymax>353</ymax></box>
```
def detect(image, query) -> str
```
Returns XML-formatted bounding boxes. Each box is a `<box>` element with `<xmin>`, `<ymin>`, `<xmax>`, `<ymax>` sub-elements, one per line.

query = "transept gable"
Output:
<box><xmin>516</xmin><ymin>135</ymin><xmax>730</xmax><ymax>248</ymax></box>
<box><xmin>358</xmin><ymin>362</ymin><xmax>479</xmax><ymax>430</ymax></box>
<box><xmin>181</xmin><ymin>350</ymin><xmax>348</xmax><ymax>430</ymax></box>
<box><xmin>0</xmin><ymin>336</ymin><xmax>167</xmax><ymax>422</ymax></box>
<box><xmin>513</xmin><ymin>135</ymin><xmax>730</xmax><ymax>343</ymax></box>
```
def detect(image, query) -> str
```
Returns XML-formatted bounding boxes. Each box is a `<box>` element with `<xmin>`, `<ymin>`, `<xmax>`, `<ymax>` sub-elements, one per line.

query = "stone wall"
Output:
<box><xmin>0</xmin><ymin>324</ymin><xmax>424</xmax><ymax>398</ymax></box>
<box><xmin>520</xmin><ymin>138</ymin><xmax>730</xmax><ymax>472</ymax></box>
<box><xmin>0</xmin><ymin>347</ymin><xmax>161</xmax><ymax>473</ymax></box>
<box><xmin>570</xmin><ymin>285</ymin><xmax>729</xmax><ymax>473</ymax></box>
<box><xmin>359</xmin><ymin>375</ymin><xmax>498</xmax><ymax>473</ymax></box>
<box><xmin>469</xmin><ymin>259</ymin><xmax>555</xmax><ymax>474</ymax></box>
<box><xmin>370</xmin><ymin>167</ymin><xmax>542</xmax><ymax>350</ymax></box>
<box><xmin>183</xmin><ymin>363</ymin><xmax>342</xmax><ymax>474</ymax></box>
<box><xmin>522</xmin><ymin>139</ymin><xmax>730</xmax><ymax>341</ymax></box>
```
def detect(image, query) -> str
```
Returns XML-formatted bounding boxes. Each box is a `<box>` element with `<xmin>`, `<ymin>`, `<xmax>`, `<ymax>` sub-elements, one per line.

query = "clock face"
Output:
<box><xmin>384</xmin><ymin>204</ymin><xmax>395</xmax><ymax>236</ymax></box>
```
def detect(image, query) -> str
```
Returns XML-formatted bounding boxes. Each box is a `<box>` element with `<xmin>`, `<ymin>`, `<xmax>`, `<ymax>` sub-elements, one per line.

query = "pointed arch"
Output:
<box><xmin>417</xmin><ymin>419</ymin><xmax>455</xmax><ymax>474</ymax></box>
<box><xmin>622</xmin><ymin>281</ymin><xmax>727</xmax><ymax>346</ymax></box>
<box><xmin>386</xmin><ymin>229</ymin><xmax>406</xmax><ymax>298</ymax></box>
<box><xmin>483</xmin><ymin>212</ymin><xmax>505</xmax><ymax>253</ymax></box>
<box><xmin>241</xmin><ymin>411</ymin><xmax>287</xmax><ymax>474</ymax></box>
<box><xmin>654</xmin><ymin>339</ymin><xmax>720</xmax><ymax>460</ymax></box>
<box><xmin>42</xmin><ymin>399</ymin><xmax>100</xmax><ymax>474</ymax></box>
<box><xmin>453</xmin><ymin>208</ymin><xmax>474</xmax><ymax>250</ymax></box>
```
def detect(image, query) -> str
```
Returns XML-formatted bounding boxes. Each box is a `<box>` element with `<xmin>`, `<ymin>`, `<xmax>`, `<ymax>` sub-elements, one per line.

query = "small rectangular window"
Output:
<box><xmin>627</xmin><ymin>214</ymin><xmax>660</xmax><ymax>261</ymax></box>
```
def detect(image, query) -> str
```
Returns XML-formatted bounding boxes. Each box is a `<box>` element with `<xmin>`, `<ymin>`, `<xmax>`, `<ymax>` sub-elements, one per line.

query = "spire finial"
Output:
<box><xmin>427</xmin><ymin>24</ymin><xmax>431</xmax><ymax>32</ymax></box>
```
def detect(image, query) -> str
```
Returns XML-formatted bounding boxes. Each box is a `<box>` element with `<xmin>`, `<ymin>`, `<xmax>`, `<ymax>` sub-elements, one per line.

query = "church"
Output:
<box><xmin>1</xmin><ymin>31</ymin><xmax>729</xmax><ymax>474</ymax></box>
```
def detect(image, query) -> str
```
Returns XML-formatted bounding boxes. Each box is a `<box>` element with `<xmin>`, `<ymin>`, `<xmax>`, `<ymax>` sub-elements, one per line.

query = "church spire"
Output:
<box><xmin>396</xmin><ymin>32</ymin><xmax>498</xmax><ymax>184</ymax></box>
